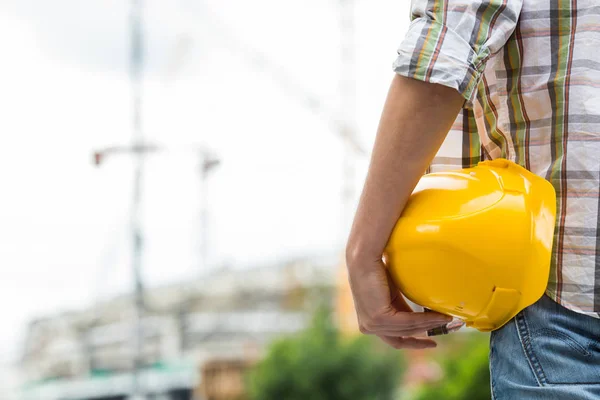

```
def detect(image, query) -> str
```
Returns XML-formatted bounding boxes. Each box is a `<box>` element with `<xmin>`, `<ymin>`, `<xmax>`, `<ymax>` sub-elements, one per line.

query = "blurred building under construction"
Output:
<box><xmin>18</xmin><ymin>257</ymin><xmax>335</xmax><ymax>400</ymax></box>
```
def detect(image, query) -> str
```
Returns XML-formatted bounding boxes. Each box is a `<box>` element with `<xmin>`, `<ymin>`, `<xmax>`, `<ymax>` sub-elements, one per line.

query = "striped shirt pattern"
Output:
<box><xmin>393</xmin><ymin>0</ymin><xmax>600</xmax><ymax>319</ymax></box>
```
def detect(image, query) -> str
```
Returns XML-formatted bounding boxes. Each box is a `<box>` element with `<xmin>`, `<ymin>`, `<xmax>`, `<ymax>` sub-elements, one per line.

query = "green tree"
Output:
<box><xmin>247</xmin><ymin>308</ymin><xmax>404</xmax><ymax>400</ymax></box>
<box><xmin>414</xmin><ymin>333</ymin><xmax>491</xmax><ymax>400</ymax></box>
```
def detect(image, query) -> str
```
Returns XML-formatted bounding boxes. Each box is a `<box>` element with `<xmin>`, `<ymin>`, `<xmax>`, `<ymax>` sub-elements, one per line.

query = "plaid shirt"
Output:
<box><xmin>394</xmin><ymin>0</ymin><xmax>599</xmax><ymax>319</ymax></box>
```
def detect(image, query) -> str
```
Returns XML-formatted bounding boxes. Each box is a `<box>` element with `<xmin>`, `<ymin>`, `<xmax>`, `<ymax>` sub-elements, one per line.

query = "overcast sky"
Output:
<box><xmin>0</xmin><ymin>0</ymin><xmax>410</xmax><ymax>364</ymax></box>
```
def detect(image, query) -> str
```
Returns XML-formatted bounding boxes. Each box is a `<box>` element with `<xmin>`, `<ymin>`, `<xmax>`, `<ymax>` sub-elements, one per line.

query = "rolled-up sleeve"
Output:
<box><xmin>393</xmin><ymin>0</ymin><xmax>522</xmax><ymax>108</ymax></box>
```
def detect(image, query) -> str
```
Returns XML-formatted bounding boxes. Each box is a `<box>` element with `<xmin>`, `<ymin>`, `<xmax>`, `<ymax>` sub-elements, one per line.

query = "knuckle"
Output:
<box><xmin>360</xmin><ymin>320</ymin><xmax>376</xmax><ymax>334</ymax></box>
<box><xmin>360</xmin><ymin>309</ymin><xmax>397</xmax><ymax>334</ymax></box>
<box><xmin>371</xmin><ymin>313</ymin><xmax>386</xmax><ymax>325</ymax></box>
<box><xmin>373</xmin><ymin>312</ymin><xmax>395</xmax><ymax>327</ymax></box>
<box><xmin>358</xmin><ymin>324</ymin><xmax>370</xmax><ymax>335</ymax></box>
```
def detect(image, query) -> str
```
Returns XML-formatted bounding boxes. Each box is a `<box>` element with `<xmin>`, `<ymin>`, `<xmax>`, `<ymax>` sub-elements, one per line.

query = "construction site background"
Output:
<box><xmin>0</xmin><ymin>1</ymin><xmax>491</xmax><ymax>399</ymax></box>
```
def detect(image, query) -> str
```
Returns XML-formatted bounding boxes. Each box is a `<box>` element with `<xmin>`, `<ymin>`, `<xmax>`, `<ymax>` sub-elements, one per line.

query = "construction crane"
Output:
<box><xmin>96</xmin><ymin>4</ymin><xmax>363</xmax><ymax>396</ymax></box>
<box><xmin>91</xmin><ymin>1</ymin><xmax>148</xmax><ymax>398</ymax></box>
<box><xmin>129</xmin><ymin>0</ymin><xmax>145</xmax><ymax>397</ymax></box>
<box><xmin>169</xmin><ymin>0</ymin><xmax>365</xmax><ymax>240</ymax></box>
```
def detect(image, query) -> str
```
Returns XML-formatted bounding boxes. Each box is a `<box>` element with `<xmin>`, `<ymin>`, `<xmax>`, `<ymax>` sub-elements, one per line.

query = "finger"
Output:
<box><xmin>355</xmin><ymin>299</ymin><xmax>452</xmax><ymax>325</ymax></box>
<box><xmin>377</xmin><ymin>335</ymin><xmax>438</xmax><ymax>350</ymax></box>
<box><xmin>362</xmin><ymin>324</ymin><xmax>445</xmax><ymax>337</ymax></box>
<box><xmin>388</xmin><ymin>310</ymin><xmax>452</xmax><ymax>325</ymax></box>
<box><xmin>356</xmin><ymin>310</ymin><xmax>449</xmax><ymax>333</ymax></box>
<box><xmin>355</xmin><ymin>311</ymin><xmax>449</xmax><ymax>330</ymax></box>
<box><xmin>360</xmin><ymin>324</ymin><xmax>444</xmax><ymax>337</ymax></box>
<box><xmin>358</xmin><ymin>310</ymin><xmax>452</xmax><ymax>330</ymax></box>
<box><xmin>355</xmin><ymin>306</ymin><xmax>451</xmax><ymax>333</ymax></box>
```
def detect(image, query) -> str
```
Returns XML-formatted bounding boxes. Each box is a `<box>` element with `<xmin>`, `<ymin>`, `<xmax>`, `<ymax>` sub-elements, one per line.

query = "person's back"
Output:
<box><xmin>347</xmin><ymin>1</ymin><xmax>600</xmax><ymax>398</ymax></box>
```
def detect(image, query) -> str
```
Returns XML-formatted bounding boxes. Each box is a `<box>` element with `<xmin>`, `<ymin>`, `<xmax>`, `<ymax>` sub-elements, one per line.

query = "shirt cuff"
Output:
<box><xmin>393</xmin><ymin>18</ymin><xmax>489</xmax><ymax>109</ymax></box>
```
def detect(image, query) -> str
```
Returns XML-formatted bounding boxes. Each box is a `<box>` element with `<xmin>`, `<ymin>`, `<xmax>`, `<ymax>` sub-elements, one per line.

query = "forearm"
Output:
<box><xmin>346</xmin><ymin>75</ymin><xmax>464</xmax><ymax>265</ymax></box>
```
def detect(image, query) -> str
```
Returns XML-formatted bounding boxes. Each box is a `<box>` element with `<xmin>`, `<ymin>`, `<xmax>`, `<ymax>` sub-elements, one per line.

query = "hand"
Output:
<box><xmin>346</xmin><ymin>253</ymin><xmax>452</xmax><ymax>349</ymax></box>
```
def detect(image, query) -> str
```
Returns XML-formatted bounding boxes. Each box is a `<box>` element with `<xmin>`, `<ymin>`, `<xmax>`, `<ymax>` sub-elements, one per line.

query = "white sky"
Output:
<box><xmin>0</xmin><ymin>0</ymin><xmax>411</xmax><ymax>364</ymax></box>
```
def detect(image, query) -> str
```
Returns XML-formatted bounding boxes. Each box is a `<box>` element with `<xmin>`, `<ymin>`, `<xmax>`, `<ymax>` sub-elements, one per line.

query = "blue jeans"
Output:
<box><xmin>490</xmin><ymin>295</ymin><xmax>600</xmax><ymax>399</ymax></box>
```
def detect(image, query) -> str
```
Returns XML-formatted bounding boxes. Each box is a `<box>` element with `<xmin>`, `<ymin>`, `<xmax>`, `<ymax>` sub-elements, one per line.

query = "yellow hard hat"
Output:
<box><xmin>385</xmin><ymin>159</ymin><xmax>556</xmax><ymax>332</ymax></box>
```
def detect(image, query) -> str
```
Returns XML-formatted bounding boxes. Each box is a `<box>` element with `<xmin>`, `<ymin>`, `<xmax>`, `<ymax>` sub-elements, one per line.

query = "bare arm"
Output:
<box><xmin>345</xmin><ymin>74</ymin><xmax>464</xmax><ymax>349</ymax></box>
